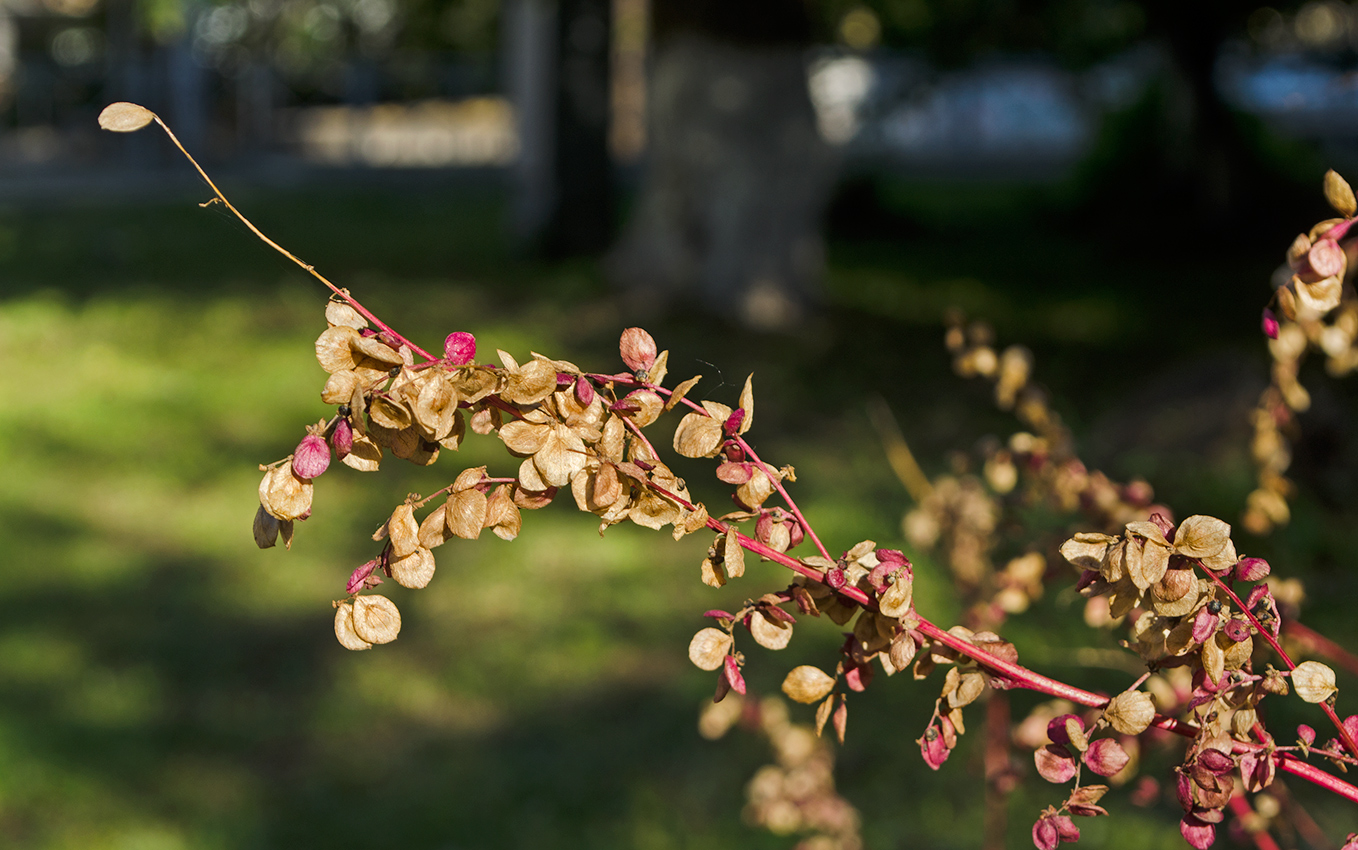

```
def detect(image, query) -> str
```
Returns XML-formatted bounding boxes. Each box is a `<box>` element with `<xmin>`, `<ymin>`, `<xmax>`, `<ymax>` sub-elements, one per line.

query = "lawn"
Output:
<box><xmin>2</xmin><ymin>173</ymin><xmax>1356</xmax><ymax>848</ymax></box>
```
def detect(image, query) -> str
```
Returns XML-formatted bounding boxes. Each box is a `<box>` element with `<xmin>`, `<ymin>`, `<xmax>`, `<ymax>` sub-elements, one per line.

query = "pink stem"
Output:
<box><xmin>733</xmin><ymin>436</ymin><xmax>833</xmax><ymax>562</ymax></box>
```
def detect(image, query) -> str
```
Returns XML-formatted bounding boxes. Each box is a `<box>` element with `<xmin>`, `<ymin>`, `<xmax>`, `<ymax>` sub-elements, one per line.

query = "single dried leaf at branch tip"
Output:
<box><xmin>98</xmin><ymin>102</ymin><xmax>155</xmax><ymax>132</ymax></box>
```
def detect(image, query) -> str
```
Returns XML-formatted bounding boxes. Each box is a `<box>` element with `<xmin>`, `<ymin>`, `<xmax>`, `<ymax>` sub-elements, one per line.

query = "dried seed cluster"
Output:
<box><xmin>1249</xmin><ymin>170</ymin><xmax>1358</xmax><ymax>534</ymax></box>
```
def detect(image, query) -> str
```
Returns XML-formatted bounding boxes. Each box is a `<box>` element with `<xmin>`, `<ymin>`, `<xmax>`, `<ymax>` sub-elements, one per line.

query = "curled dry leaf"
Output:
<box><xmin>98</xmin><ymin>101</ymin><xmax>156</xmax><ymax>132</ymax></box>
<box><xmin>391</xmin><ymin>546</ymin><xmax>436</xmax><ymax>589</ymax></box>
<box><xmin>737</xmin><ymin>374</ymin><xmax>754</xmax><ymax>434</ymax></box>
<box><xmin>342</xmin><ymin>433</ymin><xmax>382</xmax><ymax>471</ymax></box>
<box><xmin>1293</xmin><ymin>660</ymin><xmax>1339</xmax><ymax>704</ymax></box>
<box><xmin>783</xmin><ymin>665</ymin><xmax>837</xmax><ymax>704</ymax></box>
<box><xmin>688</xmin><ymin>627</ymin><xmax>733</xmax><ymax>671</ymax></box>
<box><xmin>749</xmin><ymin>610</ymin><xmax>792</xmax><ymax>650</ymax></box>
<box><xmin>351</xmin><ymin>595</ymin><xmax>402</xmax><ymax>644</ymax></box>
<box><xmin>334</xmin><ymin>603</ymin><xmax>373</xmax><ymax>651</ymax></box>
<box><xmin>724</xmin><ymin>526</ymin><xmax>745</xmax><ymax>578</ymax></box>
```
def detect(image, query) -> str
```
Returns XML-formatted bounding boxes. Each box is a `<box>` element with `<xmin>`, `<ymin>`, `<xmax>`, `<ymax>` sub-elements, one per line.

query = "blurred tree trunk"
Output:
<box><xmin>505</xmin><ymin>0</ymin><xmax>612</xmax><ymax>256</ymax></box>
<box><xmin>607</xmin><ymin>0</ymin><xmax>835</xmax><ymax>330</ymax></box>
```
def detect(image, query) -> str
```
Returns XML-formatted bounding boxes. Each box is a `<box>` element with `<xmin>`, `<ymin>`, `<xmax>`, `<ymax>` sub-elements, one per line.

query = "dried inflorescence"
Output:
<box><xmin>1248</xmin><ymin>170</ymin><xmax>1358</xmax><ymax>535</ymax></box>
<box><xmin>99</xmin><ymin>103</ymin><xmax>1358</xmax><ymax>850</ymax></box>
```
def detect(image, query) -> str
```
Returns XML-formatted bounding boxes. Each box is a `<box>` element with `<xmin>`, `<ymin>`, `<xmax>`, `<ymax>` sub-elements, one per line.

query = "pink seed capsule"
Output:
<box><xmin>293</xmin><ymin>434</ymin><xmax>331</xmax><ymax>479</ymax></box>
<box><xmin>444</xmin><ymin>331</ymin><xmax>476</xmax><ymax>365</ymax></box>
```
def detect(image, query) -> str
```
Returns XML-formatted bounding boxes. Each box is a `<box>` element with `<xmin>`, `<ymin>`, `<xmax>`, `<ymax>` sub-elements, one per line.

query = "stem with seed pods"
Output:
<box><xmin>1198</xmin><ymin>564</ymin><xmax>1358</xmax><ymax>760</ymax></box>
<box><xmin>110</xmin><ymin>104</ymin><xmax>1358</xmax><ymax>841</ymax></box>
<box><xmin>133</xmin><ymin>106</ymin><xmax>439</xmax><ymax>363</ymax></box>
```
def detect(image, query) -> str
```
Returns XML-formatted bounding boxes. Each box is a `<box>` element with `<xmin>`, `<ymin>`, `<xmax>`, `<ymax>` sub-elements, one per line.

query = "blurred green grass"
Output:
<box><xmin>2</xmin><ymin>179</ymin><xmax>1357</xmax><ymax>848</ymax></box>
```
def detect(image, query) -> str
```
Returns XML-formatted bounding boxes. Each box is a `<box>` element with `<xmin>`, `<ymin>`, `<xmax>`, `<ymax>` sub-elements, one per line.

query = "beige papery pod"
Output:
<box><xmin>342</xmin><ymin>433</ymin><xmax>382</xmax><ymax>472</ymax></box>
<box><xmin>453</xmin><ymin>368</ymin><xmax>500</xmax><ymax>405</ymax></box>
<box><xmin>1201</xmin><ymin>630</ymin><xmax>1226</xmax><ymax>685</ymax></box>
<box><xmin>1104</xmin><ymin>690</ymin><xmax>1156</xmax><ymax>735</ymax></box>
<box><xmin>666</xmin><ymin>376</ymin><xmax>702</xmax><ymax>412</ymax></box>
<box><xmin>688</xmin><ymin>627</ymin><xmax>733</xmax><ymax>671</ymax></box>
<box><xmin>945</xmin><ymin>668</ymin><xmax>986</xmax><ymax>709</ymax></box>
<box><xmin>350</xmin><ymin>595</ymin><xmax>401</xmax><ymax>644</ymax></box>
<box><xmin>878</xmin><ymin>573</ymin><xmax>913</xmax><ymax>619</ymax></box>
<box><xmin>368</xmin><ymin>394</ymin><xmax>413</xmax><ymax>430</ymax></box>
<box><xmin>500</xmin><ymin>354</ymin><xmax>558</xmax><ymax>405</ymax></box>
<box><xmin>412</xmin><ymin>371</ymin><xmax>460</xmax><ymax>441</ymax></box>
<box><xmin>571</xmin><ymin>462</ymin><xmax>623</xmax><ymax>514</ymax></box>
<box><xmin>629</xmin><ymin>488</ymin><xmax>681</xmax><ymax>530</ymax></box>
<box><xmin>782</xmin><ymin>665</ymin><xmax>836</xmax><ymax>704</ymax></box>
<box><xmin>386</xmin><ymin>504</ymin><xmax>420</xmax><ymax>558</ymax></box>
<box><xmin>1125</xmin><ymin>523</ymin><xmax>1171</xmax><ymax>590</ymax></box>
<box><xmin>325</xmin><ymin>300</ymin><xmax>368</xmax><ymax>329</ymax></box>
<box><xmin>750</xmin><ymin>610</ymin><xmax>792</xmax><ymax>650</ymax></box>
<box><xmin>334</xmin><ymin>603</ymin><xmax>373</xmax><ymax>650</ymax></box>
<box><xmin>391</xmin><ymin>546</ymin><xmax>436</xmax><ymax>589</ymax></box>
<box><xmin>737</xmin><ymin>374</ymin><xmax>754</xmax><ymax>434</ymax></box>
<box><xmin>737</xmin><ymin>467</ymin><xmax>777</xmax><ymax>510</ymax></box>
<box><xmin>597</xmin><ymin>415</ymin><xmax>626</xmax><ymax>462</ymax></box>
<box><xmin>446</xmin><ymin>489</ymin><xmax>489</xmax><ymax>540</ymax></box>
<box><xmin>517</xmin><ymin>456</ymin><xmax>549</xmax><ymax>492</ymax></box>
<box><xmin>418</xmin><ymin>504</ymin><xmax>451</xmax><ymax>549</ymax></box>
<box><xmin>1060</xmin><ymin>533</ymin><xmax>1116</xmax><ymax>571</ymax></box>
<box><xmin>622</xmin><ymin>389</ymin><xmax>665</xmax><ymax>427</ymax></box>
<box><xmin>1292</xmin><ymin>660</ymin><xmax>1339</xmax><ymax>703</ymax></box>
<box><xmin>315</xmin><ymin>326</ymin><xmax>362</xmax><ymax>373</ymax></box>
<box><xmin>483</xmin><ymin>485</ymin><xmax>522</xmax><ymax>540</ymax></box>
<box><xmin>500</xmin><ymin>419</ymin><xmax>550</xmax><ymax>456</ymax></box>
<box><xmin>1172</xmin><ymin>516</ymin><xmax>1231</xmax><ymax>560</ymax></box>
<box><xmin>649</xmin><ymin>349</ymin><xmax>669</xmax><ymax>386</ymax></box>
<box><xmin>259</xmin><ymin>462</ymin><xmax>313</xmax><ymax>521</ymax></box>
<box><xmin>99</xmin><ymin>101</ymin><xmax>156</xmax><ymax>132</ymax></box>
<box><xmin>674</xmin><ymin>401</ymin><xmax>732</xmax><ymax>459</ymax></box>
<box><xmin>531</xmin><ymin>424</ymin><xmax>588</xmax><ymax>488</ymax></box>
<box><xmin>1325</xmin><ymin>169</ymin><xmax>1357</xmax><ymax>217</ymax></box>
<box><xmin>321</xmin><ymin>370</ymin><xmax>360</xmax><ymax>405</ymax></box>
<box><xmin>351</xmin><ymin>334</ymin><xmax>406</xmax><ymax>366</ymax></box>
<box><xmin>723</xmin><ymin>526</ymin><xmax>745</xmax><ymax>578</ymax></box>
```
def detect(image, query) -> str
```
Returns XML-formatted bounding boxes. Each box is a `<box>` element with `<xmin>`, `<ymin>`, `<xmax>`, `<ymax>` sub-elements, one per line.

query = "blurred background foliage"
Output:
<box><xmin>6</xmin><ymin>0</ymin><xmax>1358</xmax><ymax>848</ymax></box>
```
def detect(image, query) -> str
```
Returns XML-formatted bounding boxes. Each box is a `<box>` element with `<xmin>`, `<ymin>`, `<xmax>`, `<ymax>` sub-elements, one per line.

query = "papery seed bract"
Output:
<box><xmin>98</xmin><ymin>101</ymin><xmax>156</xmax><ymax>132</ymax></box>
<box><xmin>293</xmin><ymin>434</ymin><xmax>331</xmax><ymax>479</ymax></box>
<box><xmin>619</xmin><ymin>327</ymin><xmax>657</xmax><ymax>372</ymax></box>
<box><xmin>782</xmin><ymin>665</ymin><xmax>836</xmax><ymax>704</ymax></box>
<box><xmin>688</xmin><ymin>627</ymin><xmax>732</xmax><ymax>671</ymax></box>
<box><xmin>1293</xmin><ymin>660</ymin><xmax>1338</xmax><ymax>703</ymax></box>
<box><xmin>351</xmin><ymin>595</ymin><xmax>401</xmax><ymax>644</ymax></box>
<box><xmin>334</xmin><ymin>602</ymin><xmax>373</xmax><ymax>650</ymax></box>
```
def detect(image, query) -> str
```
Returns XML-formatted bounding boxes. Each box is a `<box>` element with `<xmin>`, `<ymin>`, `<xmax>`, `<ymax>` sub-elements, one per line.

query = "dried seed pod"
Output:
<box><xmin>390</xmin><ymin>546</ymin><xmax>435</xmax><ymax>589</ymax></box>
<box><xmin>688</xmin><ymin>627</ymin><xmax>733</xmax><ymax>671</ymax></box>
<box><xmin>1292</xmin><ymin>660</ymin><xmax>1338</xmax><ymax>703</ymax></box>
<box><xmin>1325</xmin><ymin>169</ymin><xmax>1357</xmax><ymax>217</ymax></box>
<box><xmin>1173</xmin><ymin>515</ymin><xmax>1231</xmax><ymax>560</ymax></box>
<box><xmin>1104</xmin><ymin>690</ymin><xmax>1155</xmax><ymax>735</ymax></box>
<box><xmin>782</xmin><ymin>665</ymin><xmax>836</xmax><ymax>704</ymax></box>
<box><xmin>673</xmin><ymin>411</ymin><xmax>723</xmax><ymax>458</ymax></box>
<box><xmin>325</xmin><ymin>301</ymin><xmax>368</xmax><ymax>329</ymax></box>
<box><xmin>99</xmin><ymin>101</ymin><xmax>156</xmax><ymax>132</ymax></box>
<box><xmin>350</xmin><ymin>595</ymin><xmax>401</xmax><ymax>645</ymax></box>
<box><xmin>386</xmin><ymin>504</ymin><xmax>420</xmax><ymax>558</ymax></box>
<box><xmin>619</xmin><ymin>327</ymin><xmax>657</xmax><ymax>372</ymax></box>
<box><xmin>292</xmin><ymin>434</ymin><xmax>331</xmax><ymax>479</ymax></box>
<box><xmin>334</xmin><ymin>602</ymin><xmax>373</xmax><ymax>651</ymax></box>
<box><xmin>444</xmin><ymin>331</ymin><xmax>476</xmax><ymax>364</ymax></box>
<box><xmin>445</xmin><ymin>489</ymin><xmax>489</xmax><ymax>540</ymax></box>
<box><xmin>258</xmin><ymin>462</ymin><xmax>313</xmax><ymax>521</ymax></box>
<box><xmin>749</xmin><ymin>610</ymin><xmax>792</xmax><ymax>650</ymax></box>
<box><xmin>484</xmin><ymin>485</ymin><xmax>522</xmax><ymax>541</ymax></box>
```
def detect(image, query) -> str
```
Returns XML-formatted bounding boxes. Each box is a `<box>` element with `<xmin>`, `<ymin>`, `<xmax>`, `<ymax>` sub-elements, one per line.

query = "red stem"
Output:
<box><xmin>733</xmin><ymin>436</ymin><xmax>833</xmax><ymax>563</ymax></box>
